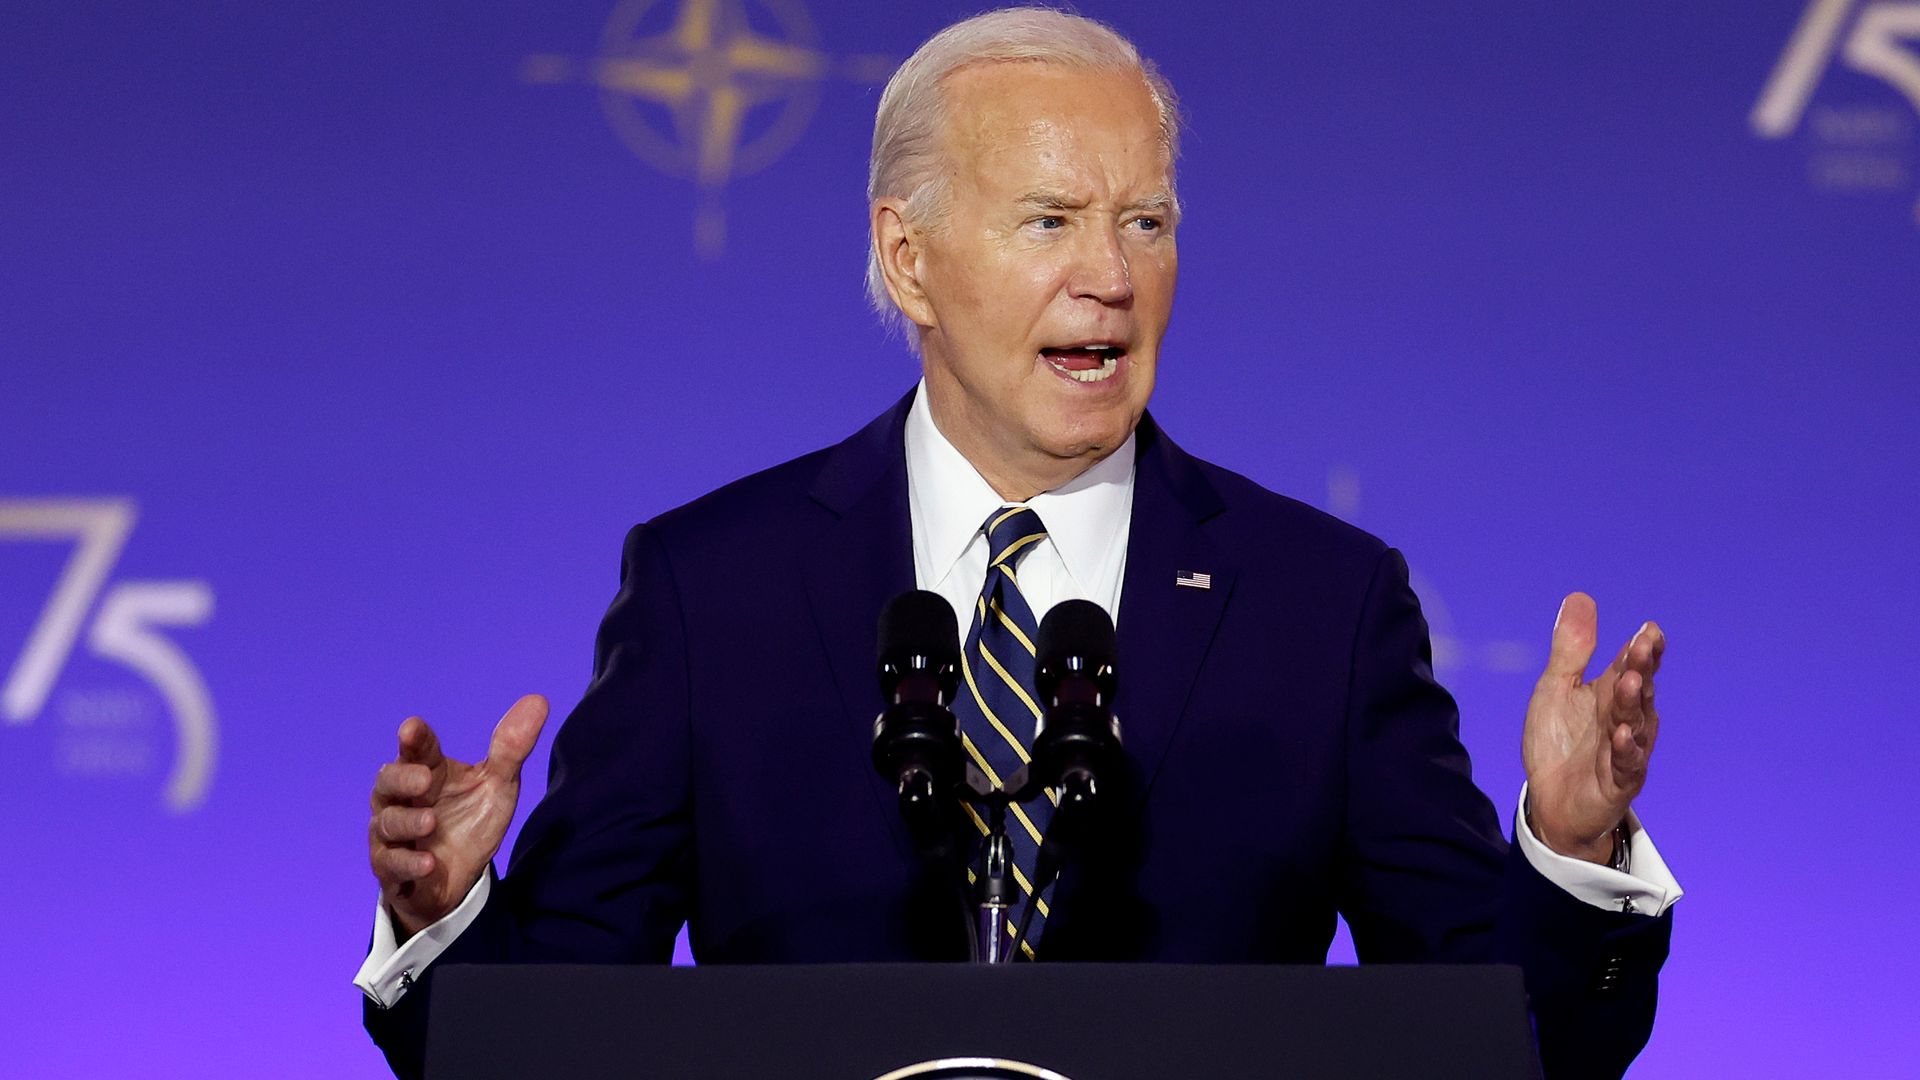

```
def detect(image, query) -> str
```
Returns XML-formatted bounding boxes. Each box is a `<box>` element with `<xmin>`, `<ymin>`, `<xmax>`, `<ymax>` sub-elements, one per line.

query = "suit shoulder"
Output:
<box><xmin>638</xmin><ymin>443</ymin><xmax>839</xmax><ymax>548</ymax></box>
<box><xmin>1188</xmin><ymin>455</ymin><xmax>1392</xmax><ymax>570</ymax></box>
<box><xmin>631</xmin><ymin>392</ymin><xmax>911</xmax><ymax>554</ymax></box>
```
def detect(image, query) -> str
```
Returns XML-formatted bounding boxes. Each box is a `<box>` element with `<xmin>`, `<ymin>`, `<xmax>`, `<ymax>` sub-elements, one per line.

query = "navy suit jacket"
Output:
<box><xmin>366</xmin><ymin>390</ymin><xmax>1671</xmax><ymax>1078</ymax></box>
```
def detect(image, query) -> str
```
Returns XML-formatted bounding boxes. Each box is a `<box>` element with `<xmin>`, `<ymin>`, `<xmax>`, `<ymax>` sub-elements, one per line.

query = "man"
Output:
<box><xmin>359</xmin><ymin>9</ymin><xmax>1680</xmax><ymax>1078</ymax></box>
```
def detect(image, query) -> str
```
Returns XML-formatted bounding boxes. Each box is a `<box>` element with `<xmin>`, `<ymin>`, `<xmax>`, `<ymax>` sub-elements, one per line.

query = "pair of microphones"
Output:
<box><xmin>870</xmin><ymin>590</ymin><xmax>1124</xmax><ymax>843</ymax></box>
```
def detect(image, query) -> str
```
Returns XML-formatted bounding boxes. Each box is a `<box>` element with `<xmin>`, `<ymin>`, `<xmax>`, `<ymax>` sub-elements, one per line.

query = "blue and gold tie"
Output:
<box><xmin>954</xmin><ymin>505</ymin><xmax>1055</xmax><ymax>958</ymax></box>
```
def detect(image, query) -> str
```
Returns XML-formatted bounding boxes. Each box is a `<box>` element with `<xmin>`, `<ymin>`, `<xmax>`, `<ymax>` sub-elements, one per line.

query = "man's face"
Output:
<box><xmin>912</xmin><ymin>62</ymin><xmax>1178</xmax><ymax>485</ymax></box>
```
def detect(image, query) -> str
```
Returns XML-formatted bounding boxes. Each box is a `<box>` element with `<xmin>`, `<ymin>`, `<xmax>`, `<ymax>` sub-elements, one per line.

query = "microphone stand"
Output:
<box><xmin>974</xmin><ymin>797</ymin><xmax>1016</xmax><ymax>964</ymax></box>
<box><xmin>969</xmin><ymin>777</ymin><xmax>1071</xmax><ymax>964</ymax></box>
<box><xmin>1005</xmin><ymin>769</ymin><xmax>1092</xmax><ymax>962</ymax></box>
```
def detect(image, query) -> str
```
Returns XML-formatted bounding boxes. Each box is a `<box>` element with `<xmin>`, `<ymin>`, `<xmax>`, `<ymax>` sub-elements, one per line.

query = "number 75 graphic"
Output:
<box><xmin>1</xmin><ymin>499</ymin><xmax>216</xmax><ymax>812</ymax></box>
<box><xmin>1753</xmin><ymin>0</ymin><xmax>1920</xmax><ymax>136</ymax></box>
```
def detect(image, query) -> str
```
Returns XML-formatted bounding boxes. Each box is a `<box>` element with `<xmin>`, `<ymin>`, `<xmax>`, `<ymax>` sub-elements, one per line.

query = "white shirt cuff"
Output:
<box><xmin>352</xmin><ymin>870</ymin><xmax>492</xmax><ymax>1008</ymax></box>
<box><xmin>1514</xmin><ymin>785</ymin><xmax>1683</xmax><ymax>917</ymax></box>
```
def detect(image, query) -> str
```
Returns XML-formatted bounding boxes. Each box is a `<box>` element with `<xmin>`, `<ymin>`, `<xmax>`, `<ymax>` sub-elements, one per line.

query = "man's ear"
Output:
<box><xmin>871</xmin><ymin>199</ymin><xmax>936</xmax><ymax>330</ymax></box>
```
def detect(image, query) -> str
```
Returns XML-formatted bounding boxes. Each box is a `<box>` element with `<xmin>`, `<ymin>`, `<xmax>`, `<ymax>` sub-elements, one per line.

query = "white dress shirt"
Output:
<box><xmin>356</xmin><ymin>381</ymin><xmax>1681</xmax><ymax>1007</ymax></box>
<box><xmin>906</xmin><ymin>380</ymin><xmax>1136</xmax><ymax>674</ymax></box>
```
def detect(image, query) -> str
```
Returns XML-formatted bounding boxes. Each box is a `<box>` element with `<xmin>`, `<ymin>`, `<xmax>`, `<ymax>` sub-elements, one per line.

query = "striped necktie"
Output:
<box><xmin>954</xmin><ymin>505</ymin><xmax>1055</xmax><ymax>958</ymax></box>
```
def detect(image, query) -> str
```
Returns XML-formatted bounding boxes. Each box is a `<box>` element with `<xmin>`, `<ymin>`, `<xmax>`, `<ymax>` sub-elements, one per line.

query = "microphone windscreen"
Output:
<box><xmin>1037</xmin><ymin>599</ymin><xmax>1116</xmax><ymax>669</ymax></box>
<box><xmin>877</xmin><ymin>589</ymin><xmax>961</xmax><ymax>668</ymax></box>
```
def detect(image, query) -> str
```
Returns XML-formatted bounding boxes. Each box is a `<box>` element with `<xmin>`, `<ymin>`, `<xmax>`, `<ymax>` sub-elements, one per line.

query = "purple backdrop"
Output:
<box><xmin>3</xmin><ymin>1</ymin><xmax>1916</xmax><ymax>1075</ymax></box>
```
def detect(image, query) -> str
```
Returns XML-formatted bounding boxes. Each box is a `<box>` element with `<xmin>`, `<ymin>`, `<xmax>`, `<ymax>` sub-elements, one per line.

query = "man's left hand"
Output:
<box><xmin>1523</xmin><ymin>592</ymin><xmax>1665</xmax><ymax>864</ymax></box>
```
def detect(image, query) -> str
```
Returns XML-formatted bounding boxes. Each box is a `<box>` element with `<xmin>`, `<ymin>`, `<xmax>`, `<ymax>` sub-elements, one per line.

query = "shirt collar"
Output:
<box><xmin>905</xmin><ymin>379</ymin><xmax>1137</xmax><ymax>591</ymax></box>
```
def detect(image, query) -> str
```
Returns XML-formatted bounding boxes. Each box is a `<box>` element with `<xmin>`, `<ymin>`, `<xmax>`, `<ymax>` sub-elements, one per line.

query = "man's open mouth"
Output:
<box><xmin>1041</xmin><ymin>344</ymin><xmax>1125</xmax><ymax>383</ymax></box>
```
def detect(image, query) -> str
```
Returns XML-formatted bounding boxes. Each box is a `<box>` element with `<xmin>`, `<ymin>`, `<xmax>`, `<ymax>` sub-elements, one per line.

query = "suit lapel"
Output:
<box><xmin>1115</xmin><ymin>415</ymin><xmax>1235</xmax><ymax>797</ymax></box>
<box><xmin>802</xmin><ymin>391</ymin><xmax>919</xmax><ymax>845</ymax></box>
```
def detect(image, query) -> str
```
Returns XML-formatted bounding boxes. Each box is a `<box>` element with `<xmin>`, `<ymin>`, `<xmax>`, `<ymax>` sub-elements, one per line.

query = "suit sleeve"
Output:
<box><xmin>363</xmin><ymin>522</ymin><xmax>696</xmax><ymax>1079</ymax></box>
<box><xmin>1336</xmin><ymin>548</ymin><xmax>1671</xmax><ymax>1080</ymax></box>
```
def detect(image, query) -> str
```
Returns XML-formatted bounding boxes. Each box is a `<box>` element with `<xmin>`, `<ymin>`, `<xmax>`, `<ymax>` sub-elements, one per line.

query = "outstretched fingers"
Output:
<box><xmin>1627</xmin><ymin>620</ymin><xmax>1666</xmax><ymax>677</ymax></box>
<box><xmin>1609</xmin><ymin>667</ymin><xmax>1645</xmax><ymax>730</ymax></box>
<box><xmin>1615</xmin><ymin>621</ymin><xmax>1664</xmax><ymax>740</ymax></box>
<box><xmin>1607</xmin><ymin>664</ymin><xmax>1658</xmax><ymax>794</ymax></box>
<box><xmin>368</xmin><ymin>696</ymin><xmax>545</xmax><ymax>907</ymax></box>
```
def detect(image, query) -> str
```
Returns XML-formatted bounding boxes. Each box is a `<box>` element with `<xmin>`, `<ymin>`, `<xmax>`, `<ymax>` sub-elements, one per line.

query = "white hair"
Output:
<box><xmin>864</xmin><ymin>6</ymin><xmax>1183</xmax><ymax>338</ymax></box>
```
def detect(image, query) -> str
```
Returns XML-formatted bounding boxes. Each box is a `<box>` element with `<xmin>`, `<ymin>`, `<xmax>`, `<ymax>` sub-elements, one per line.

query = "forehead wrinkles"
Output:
<box><xmin>941</xmin><ymin>70</ymin><xmax>1167</xmax><ymax>205</ymax></box>
<box><xmin>942</xmin><ymin>75</ymin><xmax>1057</xmax><ymax>179</ymax></box>
<box><xmin>974</xmin><ymin>118</ymin><xmax>1075</xmax><ymax>187</ymax></box>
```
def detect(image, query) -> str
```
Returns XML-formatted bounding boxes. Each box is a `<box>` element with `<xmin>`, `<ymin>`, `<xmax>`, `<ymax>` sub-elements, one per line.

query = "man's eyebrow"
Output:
<box><xmin>1013</xmin><ymin>191</ymin><xmax>1084</xmax><ymax>210</ymax></box>
<box><xmin>1124</xmin><ymin>193</ymin><xmax>1176</xmax><ymax>214</ymax></box>
<box><xmin>1011</xmin><ymin>191</ymin><xmax>1177</xmax><ymax>214</ymax></box>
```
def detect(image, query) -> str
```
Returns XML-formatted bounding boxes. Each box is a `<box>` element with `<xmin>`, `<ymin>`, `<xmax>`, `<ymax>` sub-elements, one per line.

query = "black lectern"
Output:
<box><xmin>426</xmin><ymin>963</ymin><xmax>1542</xmax><ymax>1079</ymax></box>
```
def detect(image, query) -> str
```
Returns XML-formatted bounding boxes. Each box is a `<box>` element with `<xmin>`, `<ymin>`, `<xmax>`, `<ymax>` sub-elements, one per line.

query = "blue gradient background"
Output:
<box><xmin>2</xmin><ymin>1</ymin><xmax>1915</xmax><ymax>1075</ymax></box>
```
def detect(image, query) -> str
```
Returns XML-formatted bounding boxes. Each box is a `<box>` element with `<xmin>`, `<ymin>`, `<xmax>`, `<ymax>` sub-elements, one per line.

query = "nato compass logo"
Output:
<box><xmin>0</xmin><ymin>499</ymin><xmax>216</xmax><ymax>813</ymax></box>
<box><xmin>1752</xmin><ymin>0</ymin><xmax>1920</xmax><ymax>226</ymax></box>
<box><xmin>523</xmin><ymin>0</ymin><xmax>893</xmax><ymax>258</ymax></box>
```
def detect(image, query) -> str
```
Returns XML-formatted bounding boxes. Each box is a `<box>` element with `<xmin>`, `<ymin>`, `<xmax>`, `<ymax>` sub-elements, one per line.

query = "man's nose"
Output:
<box><xmin>1068</xmin><ymin>225</ymin><xmax>1132</xmax><ymax>304</ymax></box>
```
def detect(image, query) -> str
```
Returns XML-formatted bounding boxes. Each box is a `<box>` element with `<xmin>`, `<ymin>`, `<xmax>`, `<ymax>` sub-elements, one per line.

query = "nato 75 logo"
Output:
<box><xmin>0</xmin><ymin>499</ymin><xmax>216</xmax><ymax>812</ymax></box>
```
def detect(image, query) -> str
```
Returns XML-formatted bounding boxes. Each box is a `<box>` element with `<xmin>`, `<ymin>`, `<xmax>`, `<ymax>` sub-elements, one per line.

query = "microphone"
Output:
<box><xmin>872</xmin><ymin>590</ymin><xmax>964</xmax><ymax>836</ymax></box>
<box><xmin>1008</xmin><ymin>598</ymin><xmax>1124</xmax><ymax>961</ymax></box>
<box><xmin>1029</xmin><ymin>598</ymin><xmax>1124</xmax><ymax>812</ymax></box>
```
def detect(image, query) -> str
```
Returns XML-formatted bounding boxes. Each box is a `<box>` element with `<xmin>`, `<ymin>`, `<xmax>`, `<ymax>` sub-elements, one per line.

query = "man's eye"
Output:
<box><xmin>1131</xmin><ymin>216</ymin><xmax>1163</xmax><ymax>232</ymax></box>
<box><xmin>1034</xmin><ymin>216</ymin><xmax>1065</xmax><ymax>230</ymax></box>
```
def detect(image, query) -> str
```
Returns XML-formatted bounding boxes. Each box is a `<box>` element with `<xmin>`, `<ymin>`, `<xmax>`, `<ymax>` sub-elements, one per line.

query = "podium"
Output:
<box><xmin>425</xmin><ymin>963</ymin><xmax>1543</xmax><ymax>1079</ymax></box>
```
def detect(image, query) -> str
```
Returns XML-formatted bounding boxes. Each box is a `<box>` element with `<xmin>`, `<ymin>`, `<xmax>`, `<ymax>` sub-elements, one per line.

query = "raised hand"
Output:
<box><xmin>1522</xmin><ymin>594</ymin><xmax>1664</xmax><ymax>864</ymax></box>
<box><xmin>367</xmin><ymin>694</ymin><xmax>549</xmax><ymax>938</ymax></box>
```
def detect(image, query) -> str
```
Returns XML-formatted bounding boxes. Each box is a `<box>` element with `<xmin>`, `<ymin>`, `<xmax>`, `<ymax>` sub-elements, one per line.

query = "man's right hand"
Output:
<box><xmin>368</xmin><ymin>694</ymin><xmax>549</xmax><ymax>939</ymax></box>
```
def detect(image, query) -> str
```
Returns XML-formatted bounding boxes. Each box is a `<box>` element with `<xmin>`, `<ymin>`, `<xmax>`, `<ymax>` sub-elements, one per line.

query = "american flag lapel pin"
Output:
<box><xmin>1175</xmin><ymin>571</ymin><xmax>1212</xmax><ymax>590</ymax></box>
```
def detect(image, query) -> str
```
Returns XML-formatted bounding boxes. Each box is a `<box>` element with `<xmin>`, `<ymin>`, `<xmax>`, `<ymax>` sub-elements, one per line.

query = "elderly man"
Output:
<box><xmin>358</xmin><ymin>8</ymin><xmax>1679</xmax><ymax>1078</ymax></box>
